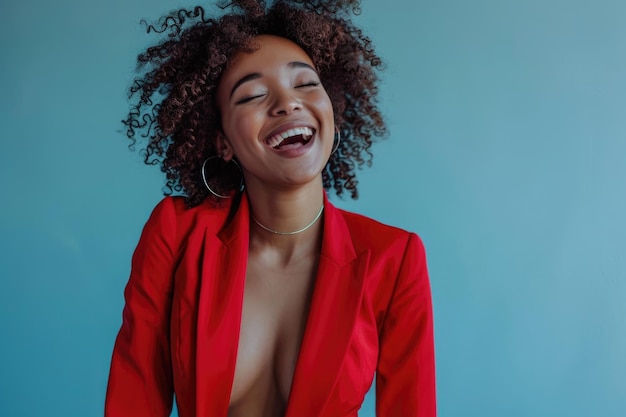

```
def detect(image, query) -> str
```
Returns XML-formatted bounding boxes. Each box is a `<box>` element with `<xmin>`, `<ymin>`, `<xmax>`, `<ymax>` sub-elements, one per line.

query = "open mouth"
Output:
<box><xmin>266</xmin><ymin>127</ymin><xmax>315</xmax><ymax>150</ymax></box>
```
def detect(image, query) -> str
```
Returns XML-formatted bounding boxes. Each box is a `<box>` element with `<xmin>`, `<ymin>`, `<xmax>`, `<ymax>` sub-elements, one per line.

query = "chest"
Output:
<box><xmin>228</xmin><ymin>256</ymin><xmax>317</xmax><ymax>410</ymax></box>
<box><xmin>169</xmin><ymin>233</ymin><xmax>388</xmax><ymax>417</ymax></box>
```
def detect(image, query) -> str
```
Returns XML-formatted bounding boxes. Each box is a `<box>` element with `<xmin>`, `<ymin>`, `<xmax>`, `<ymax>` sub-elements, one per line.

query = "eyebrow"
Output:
<box><xmin>229</xmin><ymin>61</ymin><xmax>318</xmax><ymax>98</ymax></box>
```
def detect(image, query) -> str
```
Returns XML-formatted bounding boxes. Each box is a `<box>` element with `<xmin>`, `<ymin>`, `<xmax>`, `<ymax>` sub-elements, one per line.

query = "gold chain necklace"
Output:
<box><xmin>251</xmin><ymin>204</ymin><xmax>324</xmax><ymax>235</ymax></box>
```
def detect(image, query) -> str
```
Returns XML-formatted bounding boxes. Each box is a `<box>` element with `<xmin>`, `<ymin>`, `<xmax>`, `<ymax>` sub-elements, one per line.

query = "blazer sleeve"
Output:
<box><xmin>105</xmin><ymin>198</ymin><xmax>178</xmax><ymax>417</ymax></box>
<box><xmin>376</xmin><ymin>233</ymin><xmax>436</xmax><ymax>417</ymax></box>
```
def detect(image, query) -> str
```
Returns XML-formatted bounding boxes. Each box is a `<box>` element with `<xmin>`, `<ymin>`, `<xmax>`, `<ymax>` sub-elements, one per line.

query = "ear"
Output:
<box><xmin>215</xmin><ymin>132</ymin><xmax>235</xmax><ymax>161</ymax></box>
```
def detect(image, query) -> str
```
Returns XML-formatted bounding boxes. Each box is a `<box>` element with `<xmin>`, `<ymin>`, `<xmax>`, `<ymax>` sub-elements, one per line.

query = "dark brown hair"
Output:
<box><xmin>124</xmin><ymin>0</ymin><xmax>386</xmax><ymax>207</ymax></box>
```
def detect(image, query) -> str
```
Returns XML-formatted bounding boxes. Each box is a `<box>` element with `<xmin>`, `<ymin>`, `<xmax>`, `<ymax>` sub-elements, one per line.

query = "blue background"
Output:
<box><xmin>1</xmin><ymin>0</ymin><xmax>625</xmax><ymax>416</ymax></box>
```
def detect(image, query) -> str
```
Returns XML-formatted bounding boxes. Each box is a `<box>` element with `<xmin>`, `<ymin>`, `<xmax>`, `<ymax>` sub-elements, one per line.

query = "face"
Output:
<box><xmin>216</xmin><ymin>35</ymin><xmax>335</xmax><ymax>192</ymax></box>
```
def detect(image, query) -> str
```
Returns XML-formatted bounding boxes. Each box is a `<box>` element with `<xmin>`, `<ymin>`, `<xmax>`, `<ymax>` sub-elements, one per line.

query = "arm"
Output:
<box><xmin>376</xmin><ymin>233</ymin><xmax>436</xmax><ymax>416</ymax></box>
<box><xmin>105</xmin><ymin>198</ymin><xmax>178</xmax><ymax>417</ymax></box>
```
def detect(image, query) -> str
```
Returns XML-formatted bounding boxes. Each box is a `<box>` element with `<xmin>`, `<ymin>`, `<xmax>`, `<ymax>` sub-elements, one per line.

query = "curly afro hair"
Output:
<box><xmin>123</xmin><ymin>0</ymin><xmax>386</xmax><ymax>207</ymax></box>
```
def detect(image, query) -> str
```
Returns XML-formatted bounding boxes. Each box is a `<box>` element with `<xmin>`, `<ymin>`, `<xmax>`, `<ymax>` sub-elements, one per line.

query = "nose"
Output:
<box><xmin>269</xmin><ymin>88</ymin><xmax>302</xmax><ymax>116</ymax></box>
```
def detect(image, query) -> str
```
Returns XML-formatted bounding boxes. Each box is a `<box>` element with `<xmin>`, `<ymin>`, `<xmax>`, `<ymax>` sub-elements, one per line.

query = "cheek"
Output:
<box><xmin>313</xmin><ymin>93</ymin><xmax>335</xmax><ymax>134</ymax></box>
<box><xmin>317</xmin><ymin>91</ymin><xmax>334</xmax><ymax>117</ymax></box>
<box><xmin>306</xmin><ymin>92</ymin><xmax>335</xmax><ymax>137</ymax></box>
<box><xmin>223</xmin><ymin>109</ymin><xmax>261</xmax><ymax>141</ymax></box>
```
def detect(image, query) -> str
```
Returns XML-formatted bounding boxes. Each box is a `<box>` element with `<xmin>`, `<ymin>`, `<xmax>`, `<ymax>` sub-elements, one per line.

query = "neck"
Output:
<box><xmin>252</xmin><ymin>204</ymin><xmax>324</xmax><ymax>236</ymax></box>
<box><xmin>245</xmin><ymin>181</ymin><xmax>325</xmax><ymax>254</ymax></box>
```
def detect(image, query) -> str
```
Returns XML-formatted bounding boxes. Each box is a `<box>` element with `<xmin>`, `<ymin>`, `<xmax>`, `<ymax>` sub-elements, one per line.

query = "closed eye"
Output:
<box><xmin>235</xmin><ymin>94</ymin><xmax>265</xmax><ymax>105</ymax></box>
<box><xmin>296</xmin><ymin>81</ymin><xmax>320</xmax><ymax>88</ymax></box>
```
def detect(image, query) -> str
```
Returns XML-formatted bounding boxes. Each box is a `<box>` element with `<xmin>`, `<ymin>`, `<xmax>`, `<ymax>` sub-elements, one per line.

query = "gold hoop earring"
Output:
<box><xmin>201</xmin><ymin>156</ymin><xmax>244</xmax><ymax>199</ymax></box>
<box><xmin>331</xmin><ymin>128</ymin><xmax>341</xmax><ymax>155</ymax></box>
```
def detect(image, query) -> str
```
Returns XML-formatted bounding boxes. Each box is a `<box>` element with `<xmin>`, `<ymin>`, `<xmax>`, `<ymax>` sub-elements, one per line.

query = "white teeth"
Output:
<box><xmin>267</xmin><ymin>127</ymin><xmax>313</xmax><ymax>148</ymax></box>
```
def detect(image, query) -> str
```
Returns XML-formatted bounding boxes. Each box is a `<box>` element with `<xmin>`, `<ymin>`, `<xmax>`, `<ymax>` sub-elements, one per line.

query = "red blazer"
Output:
<box><xmin>105</xmin><ymin>193</ymin><xmax>436</xmax><ymax>417</ymax></box>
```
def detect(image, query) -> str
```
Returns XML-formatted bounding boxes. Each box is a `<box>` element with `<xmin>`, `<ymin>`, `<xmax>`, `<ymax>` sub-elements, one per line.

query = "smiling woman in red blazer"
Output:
<box><xmin>105</xmin><ymin>1</ymin><xmax>436</xmax><ymax>416</ymax></box>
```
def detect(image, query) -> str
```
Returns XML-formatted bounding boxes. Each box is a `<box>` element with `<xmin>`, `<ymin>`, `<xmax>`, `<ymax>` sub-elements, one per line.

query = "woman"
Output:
<box><xmin>105</xmin><ymin>1</ymin><xmax>436</xmax><ymax>416</ymax></box>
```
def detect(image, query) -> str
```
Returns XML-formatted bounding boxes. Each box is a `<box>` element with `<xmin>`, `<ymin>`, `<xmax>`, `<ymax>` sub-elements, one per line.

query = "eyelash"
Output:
<box><xmin>236</xmin><ymin>94</ymin><xmax>264</xmax><ymax>105</ymax></box>
<box><xmin>297</xmin><ymin>81</ymin><xmax>320</xmax><ymax>88</ymax></box>
<box><xmin>235</xmin><ymin>82</ymin><xmax>320</xmax><ymax>104</ymax></box>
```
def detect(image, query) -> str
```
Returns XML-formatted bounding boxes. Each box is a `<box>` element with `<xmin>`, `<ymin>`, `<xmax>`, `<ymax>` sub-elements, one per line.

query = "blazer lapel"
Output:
<box><xmin>195</xmin><ymin>196</ymin><xmax>250</xmax><ymax>417</ymax></box>
<box><xmin>285</xmin><ymin>197</ymin><xmax>371</xmax><ymax>417</ymax></box>
<box><xmin>192</xmin><ymin>194</ymin><xmax>370</xmax><ymax>417</ymax></box>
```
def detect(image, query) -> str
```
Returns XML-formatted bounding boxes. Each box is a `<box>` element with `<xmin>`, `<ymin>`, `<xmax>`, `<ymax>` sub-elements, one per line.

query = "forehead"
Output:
<box><xmin>217</xmin><ymin>35</ymin><xmax>315</xmax><ymax>90</ymax></box>
<box><xmin>233</xmin><ymin>34</ymin><xmax>314</xmax><ymax>70</ymax></box>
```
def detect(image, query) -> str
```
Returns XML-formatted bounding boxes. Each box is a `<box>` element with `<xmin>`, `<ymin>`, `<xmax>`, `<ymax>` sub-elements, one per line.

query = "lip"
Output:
<box><xmin>270</xmin><ymin>129</ymin><xmax>317</xmax><ymax>157</ymax></box>
<box><xmin>263</xmin><ymin>122</ymin><xmax>317</xmax><ymax>146</ymax></box>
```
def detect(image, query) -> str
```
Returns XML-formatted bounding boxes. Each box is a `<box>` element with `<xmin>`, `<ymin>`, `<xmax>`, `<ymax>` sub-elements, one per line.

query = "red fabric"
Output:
<box><xmin>105</xmin><ymin>193</ymin><xmax>436</xmax><ymax>417</ymax></box>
